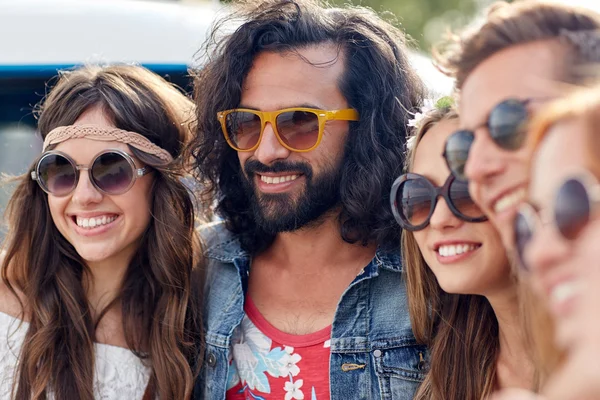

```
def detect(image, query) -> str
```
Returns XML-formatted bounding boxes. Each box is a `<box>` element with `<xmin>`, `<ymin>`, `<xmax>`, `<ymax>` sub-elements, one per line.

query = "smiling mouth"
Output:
<box><xmin>436</xmin><ymin>243</ymin><xmax>481</xmax><ymax>258</ymax></box>
<box><xmin>492</xmin><ymin>187</ymin><xmax>526</xmax><ymax>214</ymax></box>
<box><xmin>258</xmin><ymin>174</ymin><xmax>301</xmax><ymax>184</ymax></box>
<box><xmin>549</xmin><ymin>281</ymin><xmax>581</xmax><ymax>309</ymax></box>
<box><xmin>73</xmin><ymin>214</ymin><xmax>118</xmax><ymax>229</ymax></box>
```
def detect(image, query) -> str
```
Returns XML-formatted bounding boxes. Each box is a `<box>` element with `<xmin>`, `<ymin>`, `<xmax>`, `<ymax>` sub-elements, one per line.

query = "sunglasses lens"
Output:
<box><xmin>276</xmin><ymin>110</ymin><xmax>320</xmax><ymax>150</ymax></box>
<box><xmin>488</xmin><ymin>99</ymin><xmax>528</xmax><ymax>150</ymax></box>
<box><xmin>514</xmin><ymin>210</ymin><xmax>534</xmax><ymax>271</ymax></box>
<box><xmin>555</xmin><ymin>178</ymin><xmax>591</xmax><ymax>240</ymax></box>
<box><xmin>91</xmin><ymin>152</ymin><xmax>135</xmax><ymax>195</ymax></box>
<box><xmin>448</xmin><ymin>179</ymin><xmax>485</xmax><ymax>219</ymax></box>
<box><xmin>444</xmin><ymin>130</ymin><xmax>473</xmax><ymax>181</ymax></box>
<box><xmin>225</xmin><ymin>111</ymin><xmax>262</xmax><ymax>150</ymax></box>
<box><xmin>37</xmin><ymin>154</ymin><xmax>77</xmax><ymax>196</ymax></box>
<box><xmin>396</xmin><ymin>177</ymin><xmax>434</xmax><ymax>230</ymax></box>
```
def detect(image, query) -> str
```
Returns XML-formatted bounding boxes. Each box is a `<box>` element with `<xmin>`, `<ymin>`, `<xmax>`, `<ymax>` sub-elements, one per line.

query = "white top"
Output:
<box><xmin>0</xmin><ymin>311</ymin><xmax>151</xmax><ymax>399</ymax></box>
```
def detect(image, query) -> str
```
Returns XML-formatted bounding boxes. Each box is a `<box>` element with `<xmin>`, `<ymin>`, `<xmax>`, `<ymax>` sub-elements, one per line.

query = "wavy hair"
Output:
<box><xmin>1</xmin><ymin>65</ymin><xmax>204</xmax><ymax>400</ymax></box>
<box><xmin>189</xmin><ymin>0</ymin><xmax>425</xmax><ymax>253</ymax></box>
<box><xmin>402</xmin><ymin>108</ymin><xmax>503</xmax><ymax>399</ymax></box>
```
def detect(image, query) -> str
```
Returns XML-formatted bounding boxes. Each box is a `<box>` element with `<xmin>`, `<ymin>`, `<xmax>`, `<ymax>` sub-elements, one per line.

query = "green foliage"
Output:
<box><xmin>218</xmin><ymin>0</ymin><xmax>511</xmax><ymax>50</ymax></box>
<box><xmin>328</xmin><ymin>0</ymin><xmax>481</xmax><ymax>50</ymax></box>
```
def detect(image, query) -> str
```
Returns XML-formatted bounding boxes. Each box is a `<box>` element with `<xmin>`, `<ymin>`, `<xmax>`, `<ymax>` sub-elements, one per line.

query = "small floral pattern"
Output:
<box><xmin>227</xmin><ymin>314</ymin><xmax>329</xmax><ymax>400</ymax></box>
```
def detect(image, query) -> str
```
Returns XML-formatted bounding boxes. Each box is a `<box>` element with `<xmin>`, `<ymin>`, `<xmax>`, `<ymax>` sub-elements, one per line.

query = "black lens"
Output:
<box><xmin>555</xmin><ymin>178</ymin><xmax>591</xmax><ymax>240</ymax></box>
<box><xmin>444</xmin><ymin>130</ymin><xmax>473</xmax><ymax>181</ymax></box>
<box><xmin>37</xmin><ymin>153</ymin><xmax>77</xmax><ymax>196</ymax></box>
<box><xmin>397</xmin><ymin>178</ymin><xmax>434</xmax><ymax>230</ymax></box>
<box><xmin>488</xmin><ymin>99</ymin><xmax>529</xmax><ymax>150</ymax></box>
<box><xmin>448</xmin><ymin>178</ymin><xmax>485</xmax><ymax>220</ymax></box>
<box><xmin>514</xmin><ymin>210</ymin><xmax>534</xmax><ymax>271</ymax></box>
<box><xmin>91</xmin><ymin>152</ymin><xmax>135</xmax><ymax>195</ymax></box>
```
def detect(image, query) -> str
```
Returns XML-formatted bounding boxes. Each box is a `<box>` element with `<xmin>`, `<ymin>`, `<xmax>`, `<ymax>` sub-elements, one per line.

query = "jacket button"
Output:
<box><xmin>373</xmin><ymin>349</ymin><xmax>382</xmax><ymax>358</ymax></box>
<box><xmin>207</xmin><ymin>353</ymin><xmax>217</xmax><ymax>367</ymax></box>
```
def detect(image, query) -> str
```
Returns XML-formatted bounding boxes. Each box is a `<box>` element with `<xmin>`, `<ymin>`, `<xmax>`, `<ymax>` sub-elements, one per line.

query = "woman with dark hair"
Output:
<box><xmin>393</xmin><ymin>102</ymin><xmax>536</xmax><ymax>399</ymax></box>
<box><xmin>0</xmin><ymin>65</ymin><xmax>204</xmax><ymax>400</ymax></box>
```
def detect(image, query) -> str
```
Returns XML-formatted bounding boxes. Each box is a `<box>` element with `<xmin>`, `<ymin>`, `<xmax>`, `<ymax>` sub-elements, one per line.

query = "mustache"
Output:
<box><xmin>244</xmin><ymin>159</ymin><xmax>313</xmax><ymax>179</ymax></box>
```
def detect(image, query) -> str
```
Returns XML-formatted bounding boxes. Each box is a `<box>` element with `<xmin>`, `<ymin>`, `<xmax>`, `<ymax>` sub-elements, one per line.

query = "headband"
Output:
<box><xmin>43</xmin><ymin>124</ymin><xmax>174</xmax><ymax>163</ymax></box>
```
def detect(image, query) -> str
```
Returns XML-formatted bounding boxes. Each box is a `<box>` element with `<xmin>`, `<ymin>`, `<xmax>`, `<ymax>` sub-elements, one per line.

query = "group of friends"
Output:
<box><xmin>0</xmin><ymin>0</ymin><xmax>599</xmax><ymax>399</ymax></box>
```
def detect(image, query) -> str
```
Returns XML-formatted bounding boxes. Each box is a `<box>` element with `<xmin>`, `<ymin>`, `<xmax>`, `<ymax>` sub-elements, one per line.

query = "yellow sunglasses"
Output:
<box><xmin>217</xmin><ymin>107</ymin><xmax>359</xmax><ymax>152</ymax></box>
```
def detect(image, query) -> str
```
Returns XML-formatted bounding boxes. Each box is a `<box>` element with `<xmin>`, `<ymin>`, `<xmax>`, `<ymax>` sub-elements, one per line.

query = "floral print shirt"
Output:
<box><xmin>226</xmin><ymin>296</ymin><xmax>331</xmax><ymax>400</ymax></box>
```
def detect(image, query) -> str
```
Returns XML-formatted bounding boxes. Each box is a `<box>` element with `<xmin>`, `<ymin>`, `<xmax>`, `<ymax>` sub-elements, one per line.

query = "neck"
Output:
<box><xmin>264</xmin><ymin>214</ymin><xmax>377</xmax><ymax>274</ymax></box>
<box><xmin>85</xmin><ymin>257</ymin><xmax>130</xmax><ymax>316</ymax></box>
<box><xmin>486</xmin><ymin>284</ymin><xmax>534</xmax><ymax>389</ymax></box>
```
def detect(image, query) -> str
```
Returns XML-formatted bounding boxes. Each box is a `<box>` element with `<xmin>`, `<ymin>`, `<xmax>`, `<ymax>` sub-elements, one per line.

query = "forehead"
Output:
<box><xmin>241</xmin><ymin>44</ymin><xmax>348</xmax><ymax>110</ymax></box>
<box><xmin>53</xmin><ymin>138</ymin><xmax>131</xmax><ymax>163</ymax></box>
<box><xmin>460</xmin><ymin>40</ymin><xmax>569</xmax><ymax>128</ymax></box>
<box><xmin>412</xmin><ymin>118</ymin><xmax>459</xmax><ymax>185</ymax></box>
<box><xmin>530</xmin><ymin>118</ymin><xmax>589</xmax><ymax>205</ymax></box>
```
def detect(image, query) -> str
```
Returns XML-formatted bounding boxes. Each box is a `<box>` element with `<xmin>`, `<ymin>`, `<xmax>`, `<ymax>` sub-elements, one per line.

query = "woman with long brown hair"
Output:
<box><xmin>391</xmin><ymin>103</ymin><xmax>535</xmax><ymax>399</ymax></box>
<box><xmin>0</xmin><ymin>65</ymin><xmax>203</xmax><ymax>399</ymax></box>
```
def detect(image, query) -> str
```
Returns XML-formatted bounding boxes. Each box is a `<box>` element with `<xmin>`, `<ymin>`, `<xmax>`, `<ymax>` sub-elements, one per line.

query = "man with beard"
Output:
<box><xmin>189</xmin><ymin>1</ymin><xmax>425</xmax><ymax>399</ymax></box>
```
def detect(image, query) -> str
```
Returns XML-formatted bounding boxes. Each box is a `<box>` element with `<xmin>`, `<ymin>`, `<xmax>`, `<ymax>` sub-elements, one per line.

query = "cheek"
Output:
<box><xmin>47</xmin><ymin>197</ymin><xmax>67</xmax><ymax>227</ymax></box>
<box><xmin>479</xmin><ymin>224</ymin><xmax>511</xmax><ymax>274</ymax></box>
<box><xmin>574</xmin><ymin>220</ymin><xmax>600</xmax><ymax>274</ymax></box>
<box><xmin>412</xmin><ymin>231</ymin><xmax>430</xmax><ymax>260</ymax></box>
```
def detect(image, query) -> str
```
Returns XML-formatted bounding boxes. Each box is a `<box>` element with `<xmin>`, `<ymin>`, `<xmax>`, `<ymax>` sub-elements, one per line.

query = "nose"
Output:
<box><xmin>429</xmin><ymin>196</ymin><xmax>462</xmax><ymax>231</ymax></box>
<box><xmin>524</xmin><ymin>224</ymin><xmax>572</xmax><ymax>293</ymax></box>
<box><xmin>464</xmin><ymin>130</ymin><xmax>506</xmax><ymax>185</ymax></box>
<box><xmin>71</xmin><ymin>170</ymin><xmax>103</xmax><ymax>206</ymax></box>
<box><xmin>253</xmin><ymin>122</ymin><xmax>291</xmax><ymax>165</ymax></box>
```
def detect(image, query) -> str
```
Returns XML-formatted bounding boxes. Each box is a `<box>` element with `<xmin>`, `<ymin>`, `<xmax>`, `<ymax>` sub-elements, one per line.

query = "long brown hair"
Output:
<box><xmin>402</xmin><ymin>108</ymin><xmax>501</xmax><ymax>399</ymax></box>
<box><xmin>1</xmin><ymin>65</ymin><xmax>204</xmax><ymax>400</ymax></box>
<box><xmin>188</xmin><ymin>0</ymin><xmax>425</xmax><ymax>253</ymax></box>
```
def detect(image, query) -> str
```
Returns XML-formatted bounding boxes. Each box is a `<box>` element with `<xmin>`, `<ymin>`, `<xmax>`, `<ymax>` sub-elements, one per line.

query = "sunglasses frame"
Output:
<box><xmin>390</xmin><ymin>172</ymin><xmax>488</xmax><ymax>231</ymax></box>
<box><xmin>216</xmin><ymin>107</ymin><xmax>359</xmax><ymax>152</ymax></box>
<box><xmin>514</xmin><ymin>170</ymin><xmax>600</xmax><ymax>269</ymax></box>
<box><xmin>31</xmin><ymin>149</ymin><xmax>149</xmax><ymax>197</ymax></box>
<box><xmin>442</xmin><ymin>98</ymin><xmax>533</xmax><ymax>180</ymax></box>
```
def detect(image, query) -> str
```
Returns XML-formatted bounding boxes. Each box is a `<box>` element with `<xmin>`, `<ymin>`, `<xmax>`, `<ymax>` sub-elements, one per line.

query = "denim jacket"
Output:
<box><xmin>193</xmin><ymin>221</ymin><xmax>426</xmax><ymax>400</ymax></box>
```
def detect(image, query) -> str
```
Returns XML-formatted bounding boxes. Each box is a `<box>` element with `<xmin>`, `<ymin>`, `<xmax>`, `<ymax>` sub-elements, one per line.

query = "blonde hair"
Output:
<box><xmin>521</xmin><ymin>82</ymin><xmax>600</xmax><ymax>380</ymax></box>
<box><xmin>529</xmin><ymin>81</ymin><xmax>600</xmax><ymax>176</ymax></box>
<box><xmin>403</xmin><ymin>107</ymin><xmax>503</xmax><ymax>399</ymax></box>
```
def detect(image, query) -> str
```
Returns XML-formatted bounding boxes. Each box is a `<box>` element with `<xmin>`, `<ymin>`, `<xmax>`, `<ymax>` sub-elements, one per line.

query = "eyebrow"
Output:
<box><xmin>237</xmin><ymin>103</ymin><xmax>325</xmax><ymax>111</ymax></box>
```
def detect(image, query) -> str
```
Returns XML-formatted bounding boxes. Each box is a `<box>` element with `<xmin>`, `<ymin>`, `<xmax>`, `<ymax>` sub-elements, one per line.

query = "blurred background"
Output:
<box><xmin>0</xmin><ymin>0</ymin><xmax>598</xmax><ymax>230</ymax></box>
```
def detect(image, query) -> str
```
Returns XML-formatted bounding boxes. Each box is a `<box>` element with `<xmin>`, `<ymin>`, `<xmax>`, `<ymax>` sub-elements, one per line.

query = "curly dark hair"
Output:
<box><xmin>189</xmin><ymin>0</ymin><xmax>425</xmax><ymax>253</ymax></box>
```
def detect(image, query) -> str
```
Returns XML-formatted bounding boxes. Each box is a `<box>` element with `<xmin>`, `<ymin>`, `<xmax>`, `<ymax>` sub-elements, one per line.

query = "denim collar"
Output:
<box><xmin>203</xmin><ymin>226</ymin><xmax>402</xmax><ymax>274</ymax></box>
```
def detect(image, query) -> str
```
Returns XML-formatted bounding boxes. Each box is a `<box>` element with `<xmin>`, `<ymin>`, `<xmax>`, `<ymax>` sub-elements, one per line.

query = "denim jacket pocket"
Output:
<box><xmin>372</xmin><ymin>344</ymin><xmax>428</xmax><ymax>400</ymax></box>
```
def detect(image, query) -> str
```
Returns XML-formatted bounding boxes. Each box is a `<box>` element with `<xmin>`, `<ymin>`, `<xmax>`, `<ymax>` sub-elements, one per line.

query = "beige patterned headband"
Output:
<box><xmin>43</xmin><ymin>124</ymin><xmax>174</xmax><ymax>162</ymax></box>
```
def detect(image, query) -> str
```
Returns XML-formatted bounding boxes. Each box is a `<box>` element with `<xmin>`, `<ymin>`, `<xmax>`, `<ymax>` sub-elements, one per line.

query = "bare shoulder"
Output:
<box><xmin>0</xmin><ymin>251</ymin><xmax>26</xmax><ymax>319</ymax></box>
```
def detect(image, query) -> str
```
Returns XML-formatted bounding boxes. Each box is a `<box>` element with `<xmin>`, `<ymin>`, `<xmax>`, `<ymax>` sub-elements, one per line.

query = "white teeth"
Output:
<box><xmin>494</xmin><ymin>188</ymin><xmax>526</xmax><ymax>214</ymax></box>
<box><xmin>76</xmin><ymin>215</ymin><xmax>117</xmax><ymax>229</ymax></box>
<box><xmin>260</xmin><ymin>174</ymin><xmax>299</xmax><ymax>184</ymax></box>
<box><xmin>437</xmin><ymin>244</ymin><xmax>479</xmax><ymax>257</ymax></box>
<box><xmin>550</xmin><ymin>281</ymin><xmax>581</xmax><ymax>306</ymax></box>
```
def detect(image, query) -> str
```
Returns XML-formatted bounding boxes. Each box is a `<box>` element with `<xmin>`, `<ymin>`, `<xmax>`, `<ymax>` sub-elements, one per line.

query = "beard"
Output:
<box><xmin>241</xmin><ymin>158</ymin><xmax>342</xmax><ymax>234</ymax></box>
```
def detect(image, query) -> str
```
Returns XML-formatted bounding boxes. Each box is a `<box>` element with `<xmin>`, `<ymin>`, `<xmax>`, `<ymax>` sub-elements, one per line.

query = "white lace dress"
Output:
<box><xmin>0</xmin><ymin>312</ymin><xmax>151</xmax><ymax>399</ymax></box>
